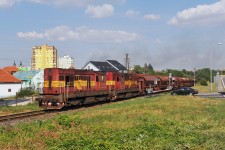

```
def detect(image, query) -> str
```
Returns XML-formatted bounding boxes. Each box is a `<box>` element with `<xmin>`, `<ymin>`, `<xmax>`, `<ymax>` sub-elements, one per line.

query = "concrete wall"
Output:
<box><xmin>0</xmin><ymin>83</ymin><xmax>21</xmax><ymax>98</ymax></box>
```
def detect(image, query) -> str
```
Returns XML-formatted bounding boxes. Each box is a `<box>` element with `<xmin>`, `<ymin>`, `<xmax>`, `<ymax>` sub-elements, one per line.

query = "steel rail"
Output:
<box><xmin>0</xmin><ymin>110</ymin><xmax>46</xmax><ymax>123</ymax></box>
<box><xmin>0</xmin><ymin>89</ymin><xmax>172</xmax><ymax>124</ymax></box>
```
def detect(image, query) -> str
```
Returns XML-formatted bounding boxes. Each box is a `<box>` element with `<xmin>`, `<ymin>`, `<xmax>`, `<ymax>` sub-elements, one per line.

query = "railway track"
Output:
<box><xmin>0</xmin><ymin>90</ymin><xmax>171</xmax><ymax>126</ymax></box>
<box><xmin>0</xmin><ymin>110</ymin><xmax>47</xmax><ymax>123</ymax></box>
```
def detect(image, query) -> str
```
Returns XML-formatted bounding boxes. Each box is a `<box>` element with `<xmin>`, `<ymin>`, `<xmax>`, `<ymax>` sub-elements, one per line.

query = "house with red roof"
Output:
<box><xmin>2</xmin><ymin>66</ymin><xmax>18</xmax><ymax>75</ymax></box>
<box><xmin>0</xmin><ymin>69</ymin><xmax>21</xmax><ymax>98</ymax></box>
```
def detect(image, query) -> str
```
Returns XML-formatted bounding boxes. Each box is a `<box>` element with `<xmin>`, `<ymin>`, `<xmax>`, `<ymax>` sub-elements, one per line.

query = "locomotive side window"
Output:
<box><xmin>96</xmin><ymin>76</ymin><xmax>99</xmax><ymax>82</ymax></box>
<box><xmin>59</xmin><ymin>75</ymin><xmax>64</xmax><ymax>81</ymax></box>
<box><xmin>65</xmin><ymin>76</ymin><xmax>70</xmax><ymax>86</ymax></box>
<box><xmin>75</xmin><ymin>75</ymin><xmax>79</xmax><ymax>81</ymax></box>
<box><xmin>65</xmin><ymin>75</ymin><xmax>74</xmax><ymax>86</ymax></box>
<box><xmin>70</xmin><ymin>76</ymin><xmax>74</xmax><ymax>86</ymax></box>
<box><xmin>117</xmin><ymin>76</ymin><xmax>120</xmax><ymax>82</ymax></box>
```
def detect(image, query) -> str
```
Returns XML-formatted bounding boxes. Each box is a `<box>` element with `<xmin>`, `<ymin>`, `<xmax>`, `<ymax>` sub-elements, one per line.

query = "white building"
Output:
<box><xmin>58</xmin><ymin>55</ymin><xmax>74</xmax><ymax>69</ymax></box>
<box><xmin>0</xmin><ymin>69</ymin><xmax>21</xmax><ymax>98</ymax></box>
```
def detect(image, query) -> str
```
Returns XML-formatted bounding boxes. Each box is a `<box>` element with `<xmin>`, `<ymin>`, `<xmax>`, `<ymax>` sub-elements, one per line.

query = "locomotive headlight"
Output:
<box><xmin>48</xmin><ymin>102</ymin><xmax>52</xmax><ymax>106</ymax></box>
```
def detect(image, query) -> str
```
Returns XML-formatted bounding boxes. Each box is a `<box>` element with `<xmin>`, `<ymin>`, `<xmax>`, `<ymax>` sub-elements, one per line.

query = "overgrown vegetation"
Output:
<box><xmin>0</xmin><ymin>102</ymin><xmax>41</xmax><ymax>116</ymax></box>
<box><xmin>16</xmin><ymin>88</ymin><xmax>35</xmax><ymax>97</ymax></box>
<box><xmin>199</xmin><ymin>78</ymin><xmax>208</xmax><ymax>86</ymax></box>
<box><xmin>0</xmin><ymin>95</ymin><xmax>225</xmax><ymax>149</ymax></box>
<box><xmin>194</xmin><ymin>82</ymin><xmax>217</xmax><ymax>93</ymax></box>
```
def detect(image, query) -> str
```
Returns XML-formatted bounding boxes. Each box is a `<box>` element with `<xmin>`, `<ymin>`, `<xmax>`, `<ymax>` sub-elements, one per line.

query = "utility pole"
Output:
<box><xmin>124</xmin><ymin>53</ymin><xmax>130</xmax><ymax>71</ymax></box>
<box><xmin>194</xmin><ymin>68</ymin><xmax>196</xmax><ymax>86</ymax></box>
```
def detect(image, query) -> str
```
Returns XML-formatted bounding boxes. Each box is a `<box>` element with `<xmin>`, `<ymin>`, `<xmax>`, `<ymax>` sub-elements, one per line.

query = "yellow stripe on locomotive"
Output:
<box><xmin>125</xmin><ymin>80</ymin><xmax>138</xmax><ymax>88</ymax></box>
<box><xmin>106</xmin><ymin>80</ymin><xmax>115</xmax><ymax>85</ymax></box>
<box><xmin>44</xmin><ymin>81</ymin><xmax>65</xmax><ymax>88</ymax></box>
<box><xmin>44</xmin><ymin>80</ymin><xmax>97</xmax><ymax>89</ymax></box>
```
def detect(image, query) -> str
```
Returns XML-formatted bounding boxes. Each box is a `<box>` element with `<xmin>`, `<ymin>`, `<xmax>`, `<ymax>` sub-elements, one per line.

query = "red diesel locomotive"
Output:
<box><xmin>38</xmin><ymin>68</ymin><xmax>141</xmax><ymax>109</ymax></box>
<box><xmin>38</xmin><ymin>68</ymin><xmax>194</xmax><ymax>109</ymax></box>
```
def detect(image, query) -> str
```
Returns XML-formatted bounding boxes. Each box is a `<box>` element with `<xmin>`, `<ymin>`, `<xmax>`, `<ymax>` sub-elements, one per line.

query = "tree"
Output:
<box><xmin>199</xmin><ymin>78</ymin><xmax>208</xmax><ymax>86</ymax></box>
<box><xmin>133</xmin><ymin>65</ymin><xmax>144</xmax><ymax>74</ymax></box>
<box><xmin>144</xmin><ymin>63</ymin><xmax>148</xmax><ymax>74</ymax></box>
<box><xmin>147</xmin><ymin>63</ymin><xmax>153</xmax><ymax>71</ymax></box>
<box><xmin>195</xmin><ymin>68</ymin><xmax>210</xmax><ymax>82</ymax></box>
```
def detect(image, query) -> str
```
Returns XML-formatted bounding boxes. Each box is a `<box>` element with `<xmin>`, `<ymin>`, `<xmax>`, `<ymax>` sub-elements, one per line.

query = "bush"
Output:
<box><xmin>17</xmin><ymin>88</ymin><xmax>35</xmax><ymax>97</ymax></box>
<box><xmin>199</xmin><ymin>79</ymin><xmax>208</xmax><ymax>86</ymax></box>
<box><xmin>56</xmin><ymin>114</ymin><xmax>82</xmax><ymax>128</ymax></box>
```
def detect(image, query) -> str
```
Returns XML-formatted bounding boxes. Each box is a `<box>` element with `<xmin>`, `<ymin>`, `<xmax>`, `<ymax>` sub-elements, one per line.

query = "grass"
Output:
<box><xmin>0</xmin><ymin>102</ymin><xmax>42</xmax><ymax>116</ymax></box>
<box><xmin>194</xmin><ymin>82</ymin><xmax>218</xmax><ymax>93</ymax></box>
<box><xmin>0</xmin><ymin>83</ymin><xmax>215</xmax><ymax>116</ymax></box>
<box><xmin>0</xmin><ymin>94</ymin><xmax>225</xmax><ymax>149</ymax></box>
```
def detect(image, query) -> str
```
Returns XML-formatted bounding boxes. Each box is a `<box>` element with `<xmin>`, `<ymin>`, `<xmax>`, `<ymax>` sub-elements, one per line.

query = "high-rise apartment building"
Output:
<box><xmin>31</xmin><ymin>44</ymin><xmax>57</xmax><ymax>70</ymax></box>
<box><xmin>58</xmin><ymin>55</ymin><xmax>74</xmax><ymax>69</ymax></box>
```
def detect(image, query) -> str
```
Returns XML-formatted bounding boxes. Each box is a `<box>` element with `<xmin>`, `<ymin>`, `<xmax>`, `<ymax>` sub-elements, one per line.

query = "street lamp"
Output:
<box><xmin>210</xmin><ymin>42</ymin><xmax>222</xmax><ymax>92</ymax></box>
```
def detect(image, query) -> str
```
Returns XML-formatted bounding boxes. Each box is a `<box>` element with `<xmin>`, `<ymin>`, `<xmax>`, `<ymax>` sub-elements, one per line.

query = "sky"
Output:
<box><xmin>0</xmin><ymin>0</ymin><xmax>225</xmax><ymax>71</ymax></box>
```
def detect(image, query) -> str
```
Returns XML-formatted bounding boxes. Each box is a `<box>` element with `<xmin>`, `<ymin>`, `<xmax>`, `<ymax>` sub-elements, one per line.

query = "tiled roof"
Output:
<box><xmin>0</xmin><ymin>69</ymin><xmax>21</xmax><ymax>83</ymax></box>
<box><xmin>14</xmin><ymin>70</ymin><xmax>40</xmax><ymax>81</ymax></box>
<box><xmin>2</xmin><ymin>66</ymin><xmax>18</xmax><ymax>74</ymax></box>
<box><xmin>106</xmin><ymin>60</ymin><xmax>127</xmax><ymax>71</ymax></box>
<box><xmin>90</xmin><ymin>61</ymin><xmax>118</xmax><ymax>72</ymax></box>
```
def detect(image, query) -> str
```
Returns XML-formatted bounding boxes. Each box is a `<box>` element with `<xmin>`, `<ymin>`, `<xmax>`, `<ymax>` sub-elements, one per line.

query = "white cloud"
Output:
<box><xmin>168</xmin><ymin>0</ymin><xmax>225</xmax><ymax>26</ymax></box>
<box><xmin>17</xmin><ymin>31</ymin><xmax>44</xmax><ymax>39</ymax></box>
<box><xmin>17</xmin><ymin>25</ymin><xmax>140</xmax><ymax>43</ymax></box>
<box><xmin>0</xmin><ymin>0</ymin><xmax>126</xmax><ymax>8</ymax></box>
<box><xmin>44</xmin><ymin>26</ymin><xmax>79</xmax><ymax>41</ymax></box>
<box><xmin>125</xmin><ymin>10</ymin><xmax>139</xmax><ymax>17</ymax></box>
<box><xmin>0</xmin><ymin>0</ymin><xmax>20</xmax><ymax>7</ymax></box>
<box><xmin>85</xmin><ymin>4</ymin><xmax>114</xmax><ymax>18</ymax></box>
<box><xmin>28</xmin><ymin>0</ymin><xmax>91</xmax><ymax>7</ymax></box>
<box><xmin>144</xmin><ymin>14</ymin><xmax>160</xmax><ymax>20</ymax></box>
<box><xmin>76</xmin><ymin>27</ymin><xmax>139</xmax><ymax>43</ymax></box>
